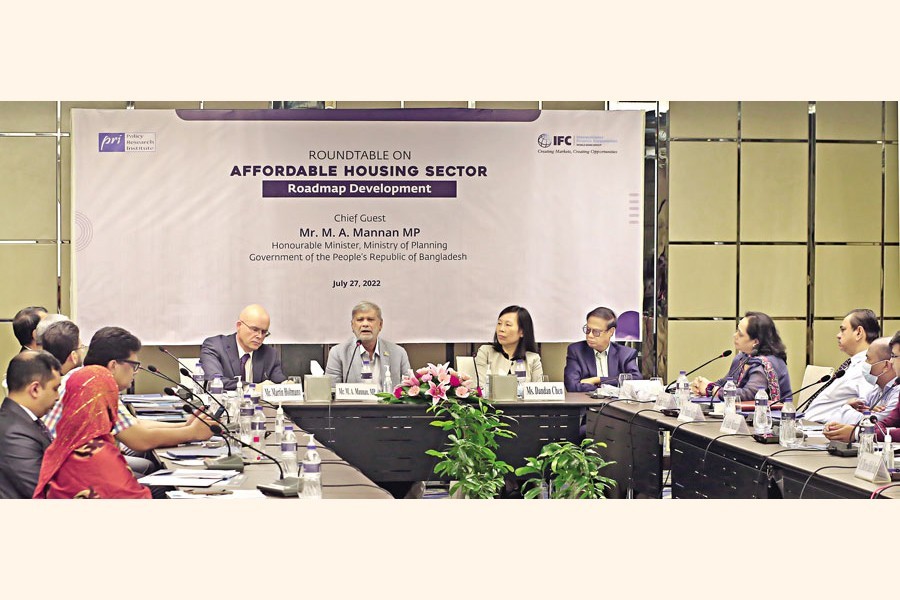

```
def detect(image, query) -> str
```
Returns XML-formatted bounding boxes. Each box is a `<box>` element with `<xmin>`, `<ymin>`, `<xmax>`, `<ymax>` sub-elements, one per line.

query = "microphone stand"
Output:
<box><xmin>172</xmin><ymin>366</ymin><xmax>231</xmax><ymax>419</ymax></box>
<box><xmin>794</xmin><ymin>370</ymin><xmax>846</xmax><ymax>414</ymax></box>
<box><xmin>215</xmin><ymin>427</ymin><xmax>301</xmax><ymax>497</ymax></box>
<box><xmin>665</xmin><ymin>351</ymin><xmax>732</xmax><ymax>392</ymax></box>
<box><xmin>140</xmin><ymin>366</ymin><xmax>243</xmax><ymax>471</ymax></box>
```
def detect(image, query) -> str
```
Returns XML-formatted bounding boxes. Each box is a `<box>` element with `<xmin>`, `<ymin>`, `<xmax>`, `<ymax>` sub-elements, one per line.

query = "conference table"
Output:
<box><xmin>282</xmin><ymin>394</ymin><xmax>604</xmax><ymax>484</ymax></box>
<box><xmin>585</xmin><ymin>396</ymin><xmax>900</xmax><ymax>500</ymax></box>
<box><xmin>138</xmin><ymin>399</ymin><xmax>393</xmax><ymax>499</ymax></box>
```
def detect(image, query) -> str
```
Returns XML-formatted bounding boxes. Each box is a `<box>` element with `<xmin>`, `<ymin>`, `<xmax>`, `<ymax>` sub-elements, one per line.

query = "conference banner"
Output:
<box><xmin>72</xmin><ymin>108</ymin><xmax>644</xmax><ymax>345</ymax></box>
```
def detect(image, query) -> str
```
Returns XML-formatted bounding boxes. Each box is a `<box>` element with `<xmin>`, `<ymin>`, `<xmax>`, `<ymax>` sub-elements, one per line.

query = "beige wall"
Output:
<box><xmin>667</xmin><ymin>101</ymin><xmax>900</xmax><ymax>388</ymax></box>
<box><xmin>2</xmin><ymin>101</ymin><xmax>898</xmax><ymax>394</ymax></box>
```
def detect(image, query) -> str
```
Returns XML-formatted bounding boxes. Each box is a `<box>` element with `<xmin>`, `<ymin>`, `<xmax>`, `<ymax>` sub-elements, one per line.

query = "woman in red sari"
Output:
<box><xmin>33</xmin><ymin>365</ymin><xmax>151</xmax><ymax>499</ymax></box>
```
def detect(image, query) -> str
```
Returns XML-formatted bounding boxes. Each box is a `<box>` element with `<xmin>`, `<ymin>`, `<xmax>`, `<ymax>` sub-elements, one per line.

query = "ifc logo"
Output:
<box><xmin>537</xmin><ymin>134</ymin><xmax>552</xmax><ymax>148</ymax></box>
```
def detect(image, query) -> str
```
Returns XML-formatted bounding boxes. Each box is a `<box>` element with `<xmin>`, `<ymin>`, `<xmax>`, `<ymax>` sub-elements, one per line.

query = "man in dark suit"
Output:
<box><xmin>200</xmin><ymin>304</ymin><xmax>287</xmax><ymax>390</ymax></box>
<box><xmin>0</xmin><ymin>351</ymin><xmax>62</xmax><ymax>498</ymax></box>
<box><xmin>564</xmin><ymin>306</ymin><xmax>642</xmax><ymax>392</ymax></box>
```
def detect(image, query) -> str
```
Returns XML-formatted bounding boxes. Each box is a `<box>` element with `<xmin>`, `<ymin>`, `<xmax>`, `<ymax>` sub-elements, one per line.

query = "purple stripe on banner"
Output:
<box><xmin>176</xmin><ymin>108</ymin><xmax>541</xmax><ymax>123</ymax></box>
<box><xmin>262</xmin><ymin>180</ymin><xmax>457</xmax><ymax>198</ymax></box>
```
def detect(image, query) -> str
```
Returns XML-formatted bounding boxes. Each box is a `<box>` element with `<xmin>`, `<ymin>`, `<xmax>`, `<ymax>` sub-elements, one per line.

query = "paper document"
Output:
<box><xmin>138</xmin><ymin>469</ymin><xmax>240</xmax><ymax>488</ymax></box>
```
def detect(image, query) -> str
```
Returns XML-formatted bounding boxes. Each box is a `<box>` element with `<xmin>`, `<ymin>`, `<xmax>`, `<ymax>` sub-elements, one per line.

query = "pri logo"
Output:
<box><xmin>537</xmin><ymin>133</ymin><xmax>572</xmax><ymax>148</ymax></box>
<box><xmin>98</xmin><ymin>133</ymin><xmax>125</xmax><ymax>152</ymax></box>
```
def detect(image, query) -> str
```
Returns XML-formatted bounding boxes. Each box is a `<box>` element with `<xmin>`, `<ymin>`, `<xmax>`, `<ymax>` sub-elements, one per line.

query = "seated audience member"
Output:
<box><xmin>0</xmin><ymin>352</ymin><xmax>62</xmax><ymax>498</ymax></box>
<box><xmin>44</xmin><ymin>326</ymin><xmax>214</xmax><ymax>453</ymax></box>
<box><xmin>325</xmin><ymin>301</ymin><xmax>411</xmax><ymax>386</ymax></box>
<box><xmin>475</xmin><ymin>305</ymin><xmax>543</xmax><ymax>383</ymax></box>
<box><xmin>803</xmin><ymin>308</ymin><xmax>879</xmax><ymax>423</ymax></box>
<box><xmin>564</xmin><ymin>306</ymin><xmax>641</xmax><ymax>392</ymax></box>
<box><xmin>200</xmin><ymin>304</ymin><xmax>286</xmax><ymax>391</ymax></box>
<box><xmin>34</xmin><ymin>313</ymin><xmax>69</xmax><ymax>347</ymax></box>
<box><xmin>825</xmin><ymin>331</ymin><xmax>900</xmax><ymax>443</ymax></box>
<box><xmin>826</xmin><ymin>337</ymin><xmax>898</xmax><ymax>425</ymax></box>
<box><xmin>12</xmin><ymin>306</ymin><xmax>48</xmax><ymax>352</ymax></box>
<box><xmin>690</xmin><ymin>311</ymin><xmax>792</xmax><ymax>403</ymax></box>
<box><xmin>34</xmin><ymin>366</ymin><xmax>151</xmax><ymax>499</ymax></box>
<box><xmin>39</xmin><ymin>320</ymin><xmax>84</xmax><ymax>376</ymax></box>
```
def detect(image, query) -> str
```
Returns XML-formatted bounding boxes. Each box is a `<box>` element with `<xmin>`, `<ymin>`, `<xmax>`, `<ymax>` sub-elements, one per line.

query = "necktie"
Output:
<box><xmin>805</xmin><ymin>357</ymin><xmax>852</xmax><ymax>405</ymax></box>
<box><xmin>240</xmin><ymin>353</ymin><xmax>251</xmax><ymax>381</ymax></box>
<box><xmin>35</xmin><ymin>419</ymin><xmax>52</xmax><ymax>441</ymax></box>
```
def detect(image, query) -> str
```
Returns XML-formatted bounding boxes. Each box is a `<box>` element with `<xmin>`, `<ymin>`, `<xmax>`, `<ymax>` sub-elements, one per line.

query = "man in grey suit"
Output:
<box><xmin>325</xmin><ymin>301</ymin><xmax>411</xmax><ymax>388</ymax></box>
<box><xmin>0</xmin><ymin>351</ymin><xmax>62</xmax><ymax>498</ymax></box>
<box><xmin>200</xmin><ymin>304</ymin><xmax>287</xmax><ymax>391</ymax></box>
<box><xmin>326</xmin><ymin>301</ymin><xmax>416</xmax><ymax>498</ymax></box>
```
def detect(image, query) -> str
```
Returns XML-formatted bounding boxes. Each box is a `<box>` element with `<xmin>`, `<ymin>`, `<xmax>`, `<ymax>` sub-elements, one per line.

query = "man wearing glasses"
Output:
<box><xmin>200</xmin><ymin>304</ymin><xmax>286</xmax><ymax>391</ymax></box>
<box><xmin>564</xmin><ymin>307</ymin><xmax>641</xmax><ymax>392</ymax></box>
<box><xmin>43</xmin><ymin>326</ymin><xmax>215</xmax><ymax>466</ymax></box>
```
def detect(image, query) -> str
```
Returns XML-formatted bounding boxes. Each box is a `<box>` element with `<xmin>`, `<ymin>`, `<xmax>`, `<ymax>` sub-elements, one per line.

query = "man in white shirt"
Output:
<box><xmin>803</xmin><ymin>308</ymin><xmax>880</xmax><ymax>423</ymax></box>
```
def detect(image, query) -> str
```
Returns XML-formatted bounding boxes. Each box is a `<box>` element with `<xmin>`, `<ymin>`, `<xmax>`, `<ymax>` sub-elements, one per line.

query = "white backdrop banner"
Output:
<box><xmin>72</xmin><ymin>108</ymin><xmax>644</xmax><ymax>345</ymax></box>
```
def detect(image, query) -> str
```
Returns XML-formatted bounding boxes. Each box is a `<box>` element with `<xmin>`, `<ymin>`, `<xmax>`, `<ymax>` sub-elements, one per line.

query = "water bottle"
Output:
<box><xmin>225</xmin><ymin>391</ymin><xmax>240</xmax><ymax>427</ymax></box>
<box><xmin>246</xmin><ymin>435</ymin><xmax>262</xmax><ymax>461</ymax></box>
<box><xmin>274</xmin><ymin>401</ymin><xmax>285</xmax><ymax>446</ymax></box>
<box><xmin>858</xmin><ymin>414</ymin><xmax>876</xmax><ymax>457</ymax></box>
<box><xmin>883</xmin><ymin>427</ymin><xmax>895</xmax><ymax>470</ymax></box>
<box><xmin>249</xmin><ymin>382</ymin><xmax>259</xmax><ymax>403</ymax></box>
<box><xmin>675</xmin><ymin>370</ymin><xmax>690</xmax><ymax>411</ymax></box>
<box><xmin>192</xmin><ymin>361</ymin><xmax>205</xmax><ymax>392</ymax></box>
<box><xmin>753</xmin><ymin>389</ymin><xmax>772</xmax><ymax>435</ymax></box>
<box><xmin>251</xmin><ymin>405</ymin><xmax>266</xmax><ymax>451</ymax></box>
<box><xmin>280</xmin><ymin>425</ymin><xmax>298</xmax><ymax>478</ymax></box>
<box><xmin>239</xmin><ymin>390</ymin><xmax>253</xmax><ymax>445</ymax></box>
<box><xmin>209</xmin><ymin>375</ymin><xmax>224</xmax><ymax>411</ymax></box>
<box><xmin>300</xmin><ymin>433</ymin><xmax>322</xmax><ymax>499</ymax></box>
<box><xmin>515</xmin><ymin>359</ymin><xmax>526</xmax><ymax>399</ymax></box>
<box><xmin>778</xmin><ymin>397</ymin><xmax>800</xmax><ymax>448</ymax></box>
<box><xmin>722</xmin><ymin>378</ymin><xmax>738</xmax><ymax>416</ymax></box>
<box><xmin>482</xmin><ymin>365</ymin><xmax>492</xmax><ymax>400</ymax></box>
<box><xmin>383</xmin><ymin>366</ymin><xmax>393</xmax><ymax>394</ymax></box>
<box><xmin>360</xmin><ymin>356</ymin><xmax>373</xmax><ymax>382</ymax></box>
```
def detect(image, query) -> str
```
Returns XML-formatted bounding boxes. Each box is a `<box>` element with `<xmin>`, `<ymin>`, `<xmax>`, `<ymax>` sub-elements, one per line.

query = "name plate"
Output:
<box><xmin>261</xmin><ymin>384</ymin><xmax>304</xmax><ymax>404</ymax></box>
<box><xmin>335</xmin><ymin>383</ymin><xmax>379</xmax><ymax>401</ymax></box>
<box><xmin>653</xmin><ymin>392</ymin><xmax>676</xmax><ymax>412</ymax></box>
<box><xmin>523</xmin><ymin>382</ymin><xmax>566</xmax><ymax>401</ymax></box>
<box><xmin>677</xmin><ymin>402</ymin><xmax>706</xmax><ymax>423</ymax></box>
<box><xmin>720</xmin><ymin>413</ymin><xmax>750</xmax><ymax>434</ymax></box>
<box><xmin>855</xmin><ymin>453</ymin><xmax>892</xmax><ymax>483</ymax></box>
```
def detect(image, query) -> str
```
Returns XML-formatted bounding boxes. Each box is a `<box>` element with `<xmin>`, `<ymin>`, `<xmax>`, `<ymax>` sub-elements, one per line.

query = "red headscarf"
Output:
<box><xmin>34</xmin><ymin>365</ymin><xmax>120</xmax><ymax>495</ymax></box>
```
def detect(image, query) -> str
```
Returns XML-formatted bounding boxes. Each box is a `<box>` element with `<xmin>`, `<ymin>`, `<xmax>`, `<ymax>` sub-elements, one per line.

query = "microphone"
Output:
<box><xmin>768</xmin><ymin>373</ymin><xmax>833</xmax><ymax>408</ymax></box>
<box><xmin>159</xmin><ymin>346</ymin><xmax>204</xmax><ymax>390</ymax></box>
<box><xmin>148</xmin><ymin>365</ymin><xmax>228</xmax><ymax>418</ymax></box>
<box><xmin>344</xmin><ymin>340</ymin><xmax>362</xmax><ymax>383</ymax></box>
<box><xmin>212</xmin><ymin>422</ymin><xmax>301</xmax><ymax>497</ymax></box>
<box><xmin>665</xmin><ymin>350</ymin><xmax>733</xmax><ymax>392</ymax></box>
<box><xmin>794</xmin><ymin>369</ymin><xmax>846</xmax><ymax>413</ymax></box>
<box><xmin>827</xmin><ymin>413</ymin><xmax>875</xmax><ymax>457</ymax></box>
<box><xmin>177</xmin><ymin>366</ymin><xmax>232</xmax><ymax>417</ymax></box>
<box><xmin>472</xmin><ymin>344</ymin><xmax>481</xmax><ymax>397</ymax></box>
<box><xmin>169</xmin><ymin>395</ymin><xmax>238</xmax><ymax>465</ymax></box>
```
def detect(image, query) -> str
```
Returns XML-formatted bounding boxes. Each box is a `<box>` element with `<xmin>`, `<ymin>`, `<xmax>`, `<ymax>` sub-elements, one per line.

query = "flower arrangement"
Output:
<box><xmin>375</xmin><ymin>362</ymin><xmax>480</xmax><ymax>404</ymax></box>
<box><xmin>376</xmin><ymin>362</ymin><xmax>515</xmax><ymax>498</ymax></box>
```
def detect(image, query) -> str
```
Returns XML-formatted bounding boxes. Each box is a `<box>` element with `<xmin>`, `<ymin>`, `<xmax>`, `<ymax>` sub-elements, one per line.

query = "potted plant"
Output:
<box><xmin>515</xmin><ymin>438</ymin><xmax>616</xmax><ymax>499</ymax></box>
<box><xmin>376</xmin><ymin>362</ymin><xmax>516</xmax><ymax>499</ymax></box>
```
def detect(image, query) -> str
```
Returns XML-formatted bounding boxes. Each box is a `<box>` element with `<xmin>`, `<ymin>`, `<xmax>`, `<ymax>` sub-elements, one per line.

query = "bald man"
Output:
<box><xmin>200</xmin><ymin>304</ymin><xmax>287</xmax><ymax>390</ymax></box>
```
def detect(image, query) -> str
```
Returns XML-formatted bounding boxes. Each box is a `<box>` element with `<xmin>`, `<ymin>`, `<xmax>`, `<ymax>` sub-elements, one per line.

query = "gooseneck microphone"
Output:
<box><xmin>769</xmin><ymin>373</ymin><xmax>835</xmax><ymax>408</ymax></box>
<box><xmin>795</xmin><ymin>369</ymin><xmax>846</xmax><ymax>413</ymax></box>
<box><xmin>148</xmin><ymin>365</ymin><xmax>229</xmax><ymax>419</ymax></box>
<box><xmin>175</xmin><ymin>367</ymin><xmax>234</xmax><ymax>416</ymax></box>
<box><xmin>159</xmin><ymin>347</ymin><xmax>204</xmax><ymax>389</ymax></box>
<box><xmin>665</xmin><ymin>350</ymin><xmax>733</xmax><ymax>392</ymax></box>
<box><xmin>344</xmin><ymin>340</ymin><xmax>362</xmax><ymax>383</ymax></box>
<box><xmin>168</xmin><ymin>389</ymin><xmax>234</xmax><ymax>459</ymax></box>
<box><xmin>212</xmin><ymin>425</ymin><xmax>302</xmax><ymax>497</ymax></box>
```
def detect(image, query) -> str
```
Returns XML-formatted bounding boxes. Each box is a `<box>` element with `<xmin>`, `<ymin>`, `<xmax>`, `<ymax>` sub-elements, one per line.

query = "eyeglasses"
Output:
<box><xmin>583</xmin><ymin>325</ymin><xmax>612</xmax><ymax>337</ymax></box>
<box><xmin>240</xmin><ymin>321</ymin><xmax>271</xmax><ymax>338</ymax></box>
<box><xmin>120</xmin><ymin>359</ymin><xmax>141</xmax><ymax>372</ymax></box>
<box><xmin>891</xmin><ymin>353</ymin><xmax>900</xmax><ymax>361</ymax></box>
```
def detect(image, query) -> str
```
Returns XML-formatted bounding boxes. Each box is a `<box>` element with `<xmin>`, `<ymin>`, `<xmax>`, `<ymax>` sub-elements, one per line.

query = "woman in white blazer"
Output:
<box><xmin>475</xmin><ymin>305</ymin><xmax>543</xmax><ymax>383</ymax></box>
